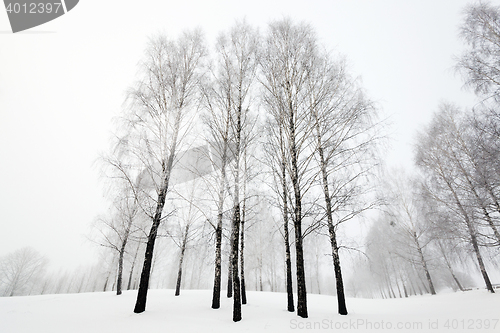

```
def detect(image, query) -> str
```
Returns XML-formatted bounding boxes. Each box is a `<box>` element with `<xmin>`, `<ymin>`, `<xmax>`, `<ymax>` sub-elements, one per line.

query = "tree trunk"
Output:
<box><xmin>231</xmin><ymin>204</ymin><xmax>242</xmax><ymax>322</ymax></box>
<box><xmin>438</xmin><ymin>242</ymin><xmax>464</xmax><ymax>291</ymax></box>
<box><xmin>175</xmin><ymin>226</ymin><xmax>189</xmax><ymax>296</ymax></box>
<box><xmin>447</xmin><ymin>177</ymin><xmax>495</xmax><ymax>293</ymax></box>
<box><xmin>133</xmin><ymin>212</ymin><xmax>161</xmax><ymax>313</ymax></box>
<box><xmin>259</xmin><ymin>256</ymin><xmax>263</xmax><ymax>291</ymax></box>
<box><xmin>240</xmin><ymin>192</ymin><xmax>247</xmax><ymax>305</ymax></box>
<box><xmin>103</xmin><ymin>270</ymin><xmax>111</xmax><ymax>292</ymax></box>
<box><xmin>116</xmin><ymin>240</ymin><xmax>127</xmax><ymax>295</ymax></box>
<box><xmin>469</xmin><ymin>223</ymin><xmax>495</xmax><ymax>293</ymax></box>
<box><xmin>383</xmin><ymin>265</ymin><xmax>395</xmax><ymax>298</ymax></box>
<box><xmin>414</xmin><ymin>233</ymin><xmax>436</xmax><ymax>295</ymax></box>
<box><xmin>329</xmin><ymin>230</ymin><xmax>348</xmax><ymax>313</ymax></box>
<box><xmin>293</xmin><ymin>195</ymin><xmax>307</xmax><ymax>317</ymax></box>
<box><xmin>479</xmin><ymin>204</ymin><xmax>500</xmax><ymax>246</ymax></box>
<box><xmin>212</xmin><ymin>215</ymin><xmax>223</xmax><ymax>309</ymax></box>
<box><xmin>402</xmin><ymin>282</ymin><xmax>408</xmax><ymax>298</ymax></box>
<box><xmin>451</xmin><ymin>269</ymin><xmax>464</xmax><ymax>292</ymax></box>
<box><xmin>315</xmin><ymin>124</ymin><xmax>348</xmax><ymax>314</ymax></box>
<box><xmin>289</xmin><ymin>104</ymin><xmax>308</xmax><ymax>318</ymax></box>
<box><xmin>458</xmin><ymin>160</ymin><xmax>500</xmax><ymax>246</ymax></box>
<box><xmin>127</xmin><ymin>240</ymin><xmax>141</xmax><ymax>290</ymax></box>
<box><xmin>394</xmin><ymin>278</ymin><xmax>402</xmax><ymax>298</ymax></box>
<box><xmin>117</xmin><ymin>213</ymin><xmax>134</xmax><ymax>295</ymax></box>
<box><xmin>134</xmin><ymin>156</ymin><xmax>175</xmax><ymax>312</ymax></box>
<box><xmin>133</xmin><ymin>108</ymin><xmax>180</xmax><ymax>313</ymax></box>
<box><xmin>211</xmin><ymin>122</ymin><xmax>229</xmax><ymax>309</ymax></box>
<box><xmin>227</xmin><ymin>236</ymin><xmax>233</xmax><ymax>298</ymax></box>
<box><xmin>230</xmin><ymin>101</ymin><xmax>243</xmax><ymax>322</ymax></box>
<box><xmin>281</xmin><ymin>127</ymin><xmax>295</xmax><ymax>312</ymax></box>
<box><xmin>380</xmin><ymin>287</ymin><xmax>386</xmax><ymax>299</ymax></box>
<box><xmin>292</xmin><ymin>195</ymin><xmax>308</xmax><ymax>318</ymax></box>
<box><xmin>284</xmin><ymin>214</ymin><xmax>294</xmax><ymax>312</ymax></box>
<box><xmin>432</xmin><ymin>168</ymin><xmax>495</xmax><ymax>293</ymax></box>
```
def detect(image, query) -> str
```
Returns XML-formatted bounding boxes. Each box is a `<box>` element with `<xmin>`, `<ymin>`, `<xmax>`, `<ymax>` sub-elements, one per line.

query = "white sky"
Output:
<box><xmin>0</xmin><ymin>0</ymin><xmax>487</xmax><ymax>270</ymax></box>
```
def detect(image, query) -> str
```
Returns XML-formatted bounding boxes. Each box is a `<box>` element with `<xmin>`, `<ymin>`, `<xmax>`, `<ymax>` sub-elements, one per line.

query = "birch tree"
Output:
<box><xmin>94</xmin><ymin>184</ymin><xmax>139</xmax><ymax>296</ymax></box>
<box><xmin>416</xmin><ymin>104</ymin><xmax>495</xmax><ymax>293</ymax></box>
<box><xmin>202</xmin><ymin>21</ymin><xmax>259</xmax><ymax>321</ymax></box>
<box><xmin>457</xmin><ymin>1</ymin><xmax>500</xmax><ymax>102</ymax></box>
<box><xmin>116</xmin><ymin>31</ymin><xmax>206</xmax><ymax>313</ymax></box>
<box><xmin>223</xmin><ymin>21</ymin><xmax>259</xmax><ymax>322</ymax></box>
<box><xmin>263</xmin><ymin>100</ymin><xmax>295</xmax><ymax>312</ymax></box>
<box><xmin>384</xmin><ymin>170</ymin><xmax>436</xmax><ymax>295</ymax></box>
<box><xmin>171</xmin><ymin>181</ymin><xmax>204</xmax><ymax>297</ymax></box>
<box><xmin>307</xmin><ymin>52</ymin><xmax>378</xmax><ymax>315</ymax></box>
<box><xmin>260</xmin><ymin>19</ymin><xmax>319</xmax><ymax>318</ymax></box>
<box><xmin>201</xmin><ymin>72</ymin><xmax>232</xmax><ymax>309</ymax></box>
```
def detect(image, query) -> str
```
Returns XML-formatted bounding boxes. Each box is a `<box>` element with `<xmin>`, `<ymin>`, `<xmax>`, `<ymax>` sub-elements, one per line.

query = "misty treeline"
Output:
<box><xmin>0</xmin><ymin>246</ymin><xmax>128</xmax><ymax>297</ymax></box>
<box><xmin>349</xmin><ymin>1</ymin><xmax>500</xmax><ymax>299</ymax></box>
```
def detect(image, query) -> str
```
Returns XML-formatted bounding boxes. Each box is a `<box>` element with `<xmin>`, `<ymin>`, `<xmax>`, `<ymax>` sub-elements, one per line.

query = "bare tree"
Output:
<box><xmin>383</xmin><ymin>170</ymin><xmax>436</xmax><ymax>295</ymax></box>
<box><xmin>467</xmin><ymin>108</ymin><xmax>500</xmax><ymax>245</ymax></box>
<box><xmin>364</xmin><ymin>214</ymin><xmax>434</xmax><ymax>299</ymax></box>
<box><xmin>436</xmin><ymin>239</ymin><xmax>465</xmax><ymax>292</ymax></box>
<box><xmin>169</xmin><ymin>176</ymin><xmax>206</xmax><ymax>296</ymax></box>
<box><xmin>260</xmin><ymin>19</ymin><xmax>320</xmax><ymax>318</ymax></box>
<box><xmin>263</xmin><ymin>101</ymin><xmax>295</xmax><ymax>312</ymax></box>
<box><xmin>456</xmin><ymin>2</ymin><xmax>500</xmax><ymax>243</ymax></box>
<box><xmin>127</xmin><ymin>235</ymin><xmax>145</xmax><ymax>291</ymax></box>
<box><xmin>115</xmin><ymin>30</ymin><xmax>206</xmax><ymax>313</ymax></box>
<box><xmin>415</xmin><ymin>103</ymin><xmax>495</xmax><ymax>293</ymax></box>
<box><xmin>200</xmin><ymin>21</ymin><xmax>259</xmax><ymax>321</ymax></box>
<box><xmin>239</xmin><ymin>127</ymin><xmax>260</xmax><ymax>305</ymax></box>
<box><xmin>94</xmin><ymin>181</ymin><xmax>140</xmax><ymax>296</ymax></box>
<box><xmin>307</xmin><ymin>50</ymin><xmax>379</xmax><ymax>314</ymax></box>
<box><xmin>224</xmin><ymin>21</ymin><xmax>259</xmax><ymax>322</ymax></box>
<box><xmin>457</xmin><ymin>1</ymin><xmax>500</xmax><ymax>102</ymax></box>
<box><xmin>201</xmin><ymin>57</ymin><xmax>233</xmax><ymax>309</ymax></box>
<box><xmin>0</xmin><ymin>247</ymin><xmax>47</xmax><ymax>297</ymax></box>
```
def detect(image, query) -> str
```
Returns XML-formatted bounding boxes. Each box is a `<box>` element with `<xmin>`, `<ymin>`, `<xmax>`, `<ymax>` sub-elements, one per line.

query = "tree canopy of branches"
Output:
<box><xmin>457</xmin><ymin>1</ymin><xmax>500</xmax><ymax>102</ymax></box>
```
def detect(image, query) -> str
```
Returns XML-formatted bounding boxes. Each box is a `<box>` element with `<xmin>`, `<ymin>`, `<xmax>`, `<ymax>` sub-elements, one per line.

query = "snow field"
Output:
<box><xmin>1</xmin><ymin>289</ymin><xmax>499</xmax><ymax>333</ymax></box>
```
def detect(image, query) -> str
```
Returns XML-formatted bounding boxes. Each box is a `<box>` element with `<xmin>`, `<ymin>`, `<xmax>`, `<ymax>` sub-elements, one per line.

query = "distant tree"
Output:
<box><xmin>383</xmin><ymin>170</ymin><xmax>436</xmax><ymax>295</ymax></box>
<box><xmin>435</xmin><ymin>239</ymin><xmax>465</xmax><ymax>292</ymax></box>
<box><xmin>94</xmin><ymin>182</ymin><xmax>139</xmax><ymax>296</ymax></box>
<box><xmin>364</xmin><ymin>217</ymin><xmax>401</xmax><ymax>298</ymax></box>
<box><xmin>170</xmin><ymin>178</ymin><xmax>205</xmax><ymax>297</ymax></box>
<box><xmin>415</xmin><ymin>104</ymin><xmax>495</xmax><ymax>293</ymax></box>
<box><xmin>0</xmin><ymin>247</ymin><xmax>47</xmax><ymax>296</ymax></box>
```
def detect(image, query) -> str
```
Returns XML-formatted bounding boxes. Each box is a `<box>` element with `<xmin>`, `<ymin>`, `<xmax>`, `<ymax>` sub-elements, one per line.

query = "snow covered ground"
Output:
<box><xmin>1</xmin><ymin>289</ymin><xmax>499</xmax><ymax>333</ymax></box>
